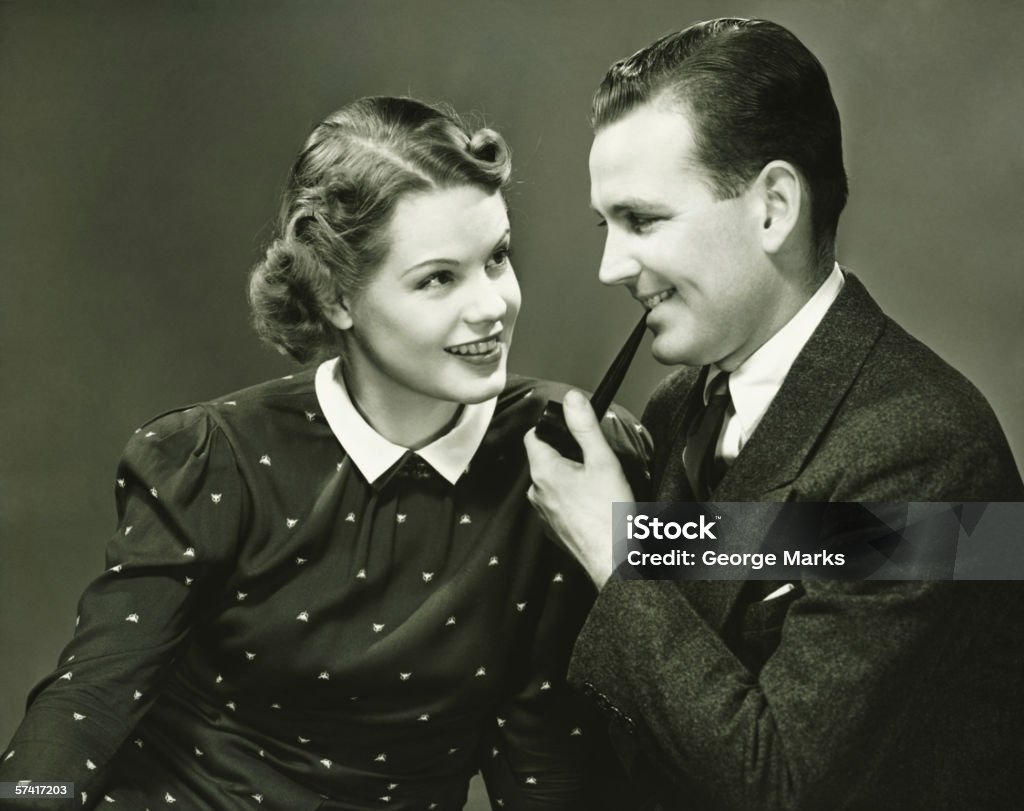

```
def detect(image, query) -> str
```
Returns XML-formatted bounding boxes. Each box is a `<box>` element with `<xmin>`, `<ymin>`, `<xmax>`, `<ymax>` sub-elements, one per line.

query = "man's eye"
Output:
<box><xmin>628</xmin><ymin>214</ymin><xmax>657</xmax><ymax>233</ymax></box>
<box><xmin>595</xmin><ymin>219</ymin><xmax>607</xmax><ymax>229</ymax></box>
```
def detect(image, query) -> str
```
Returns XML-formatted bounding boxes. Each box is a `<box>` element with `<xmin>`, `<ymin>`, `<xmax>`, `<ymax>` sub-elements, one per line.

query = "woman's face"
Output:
<box><xmin>333</xmin><ymin>185</ymin><xmax>520</xmax><ymax>412</ymax></box>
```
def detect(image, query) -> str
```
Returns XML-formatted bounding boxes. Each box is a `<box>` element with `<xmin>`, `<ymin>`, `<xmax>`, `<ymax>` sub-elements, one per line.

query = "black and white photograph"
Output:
<box><xmin>2</xmin><ymin>1</ymin><xmax>1022</xmax><ymax>809</ymax></box>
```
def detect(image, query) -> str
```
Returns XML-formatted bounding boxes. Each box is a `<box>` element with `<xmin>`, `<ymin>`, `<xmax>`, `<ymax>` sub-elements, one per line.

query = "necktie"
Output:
<box><xmin>683</xmin><ymin>371</ymin><xmax>732</xmax><ymax>499</ymax></box>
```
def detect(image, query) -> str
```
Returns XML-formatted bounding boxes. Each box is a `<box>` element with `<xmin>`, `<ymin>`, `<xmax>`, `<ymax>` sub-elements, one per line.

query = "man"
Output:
<box><xmin>524</xmin><ymin>18</ymin><xmax>1024</xmax><ymax>811</ymax></box>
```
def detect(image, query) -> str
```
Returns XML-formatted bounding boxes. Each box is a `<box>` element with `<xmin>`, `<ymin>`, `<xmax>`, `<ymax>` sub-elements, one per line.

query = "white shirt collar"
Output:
<box><xmin>314</xmin><ymin>358</ymin><xmax>496</xmax><ymax>486</ymax></box>
<box><xmin>709</xmin><ymin>263</ymin><xmax>845</xmax><ymax>449</ymax></box>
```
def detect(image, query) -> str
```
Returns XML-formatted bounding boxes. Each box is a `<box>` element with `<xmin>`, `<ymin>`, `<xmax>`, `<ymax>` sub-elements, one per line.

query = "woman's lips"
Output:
<box><xmin>445</xmin><ymin>336</ymin><xmax>500</xmax><ymax>356</ymax></box>
<box><xmin>444</xmin><ymin>335</ymin><xmax>504</xmax><ymax>364</ymax></box>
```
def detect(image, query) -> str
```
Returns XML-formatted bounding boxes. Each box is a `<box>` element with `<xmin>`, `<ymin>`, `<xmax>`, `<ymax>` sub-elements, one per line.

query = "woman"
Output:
<box><xmin>0</xmin><ymin>97</ymin><xmax>649</xmax><ymax>810</ymax></box>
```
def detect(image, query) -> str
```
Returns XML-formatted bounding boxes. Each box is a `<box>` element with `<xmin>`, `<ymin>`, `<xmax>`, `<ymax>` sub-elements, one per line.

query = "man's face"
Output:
<box><xmin>589</xmin><ymin>102</ymin><xmax>786</xmax><ymax>370</ymax></box>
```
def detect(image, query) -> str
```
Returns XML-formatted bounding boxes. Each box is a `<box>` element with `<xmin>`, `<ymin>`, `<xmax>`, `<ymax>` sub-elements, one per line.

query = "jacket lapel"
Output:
<box><xmin>680</xmin><ymin>273</ymin><xmax>887</xmax><ymax>632</ymax></box>
<box><xmin>717</xmin><ymin>272</ymin><xmax>886</xmax><ymax>500</ymax></box>
<box><xmin>654</xmin><ymin>366</ymin><xmax>707</xmax><ymax>503</ymax></box>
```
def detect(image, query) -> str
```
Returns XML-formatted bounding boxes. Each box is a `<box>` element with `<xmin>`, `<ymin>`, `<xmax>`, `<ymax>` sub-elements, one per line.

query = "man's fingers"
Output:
<box><xmin>562</xmin><ymin>390</ymin><xmax>616</xmax><ymax>463</ymax></box>
<box><xmin>524</xmin><ymin>427</ymin><xmax>559</xmax><ymax>469</ymax></box>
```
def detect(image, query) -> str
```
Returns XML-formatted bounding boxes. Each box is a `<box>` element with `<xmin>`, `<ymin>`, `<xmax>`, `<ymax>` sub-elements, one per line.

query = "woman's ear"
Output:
<box><xmin>754</xmin><ymin>160</ymin><xmax>803</xmax><ymax>255</ymax></box>
<box><xmin>323</xmin><ymin>299</ymin><xmax>354</xmax><ymax>330</ymax></box>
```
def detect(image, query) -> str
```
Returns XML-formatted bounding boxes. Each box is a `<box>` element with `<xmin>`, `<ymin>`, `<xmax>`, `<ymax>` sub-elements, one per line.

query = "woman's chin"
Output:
<box><xmin>450</xmin><ymin>367</ymin><xmax>507</xmax><ymax>404</ymax></box>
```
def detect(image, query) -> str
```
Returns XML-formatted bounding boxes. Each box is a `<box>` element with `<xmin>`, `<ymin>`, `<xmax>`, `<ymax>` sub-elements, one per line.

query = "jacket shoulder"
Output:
<box><xmin>827</xmin><ymin>318</ymin><xmax>1023</xmax><ymax>499</ymax></box>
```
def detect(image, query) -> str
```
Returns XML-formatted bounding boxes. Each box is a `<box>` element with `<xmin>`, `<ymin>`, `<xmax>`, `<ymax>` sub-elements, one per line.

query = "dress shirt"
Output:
<box><xmin>708</xmin><ymin>263</ymin><xmax>845</xmax><ymax>463</ymax></box>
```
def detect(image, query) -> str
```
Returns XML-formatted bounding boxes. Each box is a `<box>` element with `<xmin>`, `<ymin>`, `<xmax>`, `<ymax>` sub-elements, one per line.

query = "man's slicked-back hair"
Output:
<box><xmin>592</xmin><ymin>18</ymin><xmax>848</xmax><ymax>271</ymax></box>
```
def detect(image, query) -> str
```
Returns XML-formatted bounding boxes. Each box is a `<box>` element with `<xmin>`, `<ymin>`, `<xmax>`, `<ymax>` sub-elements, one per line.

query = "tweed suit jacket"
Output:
<box><xmin>568</xmin><ymin>274</ymin><xmax>1024</xmax><ymax>810</ymax></box>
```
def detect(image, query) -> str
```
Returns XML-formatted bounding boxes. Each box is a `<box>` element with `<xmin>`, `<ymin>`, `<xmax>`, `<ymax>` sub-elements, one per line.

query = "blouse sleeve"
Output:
<box><xmin>603</xmin><ymin>402</ymin><xmax>654</xmax><ymax>501</ymax></box>
<box><xmin>476</xmin><ymin>545</ymin><xmax>599</xmax><ymax>809</ymax></box>
<box><xmin>477</xmin><ymin>402</ymin><xmax>653</xmax><ymax>809</ymax></box>
<box><xmin>0</xmin><ymin>406</ymin><xmax>243</xmax><ymax>805</ymax></box>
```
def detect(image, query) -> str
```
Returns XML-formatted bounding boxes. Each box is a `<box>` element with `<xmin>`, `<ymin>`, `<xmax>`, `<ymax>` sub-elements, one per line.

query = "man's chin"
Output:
<box><xmin>650</xmin><ymin>337</ymin><xmax>705</xmax><ymax>368</ymax></box>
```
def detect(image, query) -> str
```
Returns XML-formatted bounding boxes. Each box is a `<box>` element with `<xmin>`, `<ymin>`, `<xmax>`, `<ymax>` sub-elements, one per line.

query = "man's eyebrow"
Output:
<box><xmin>591</xmin><ymin>198</ymin><xmax>667</xmax><ymax>216</ymax></box>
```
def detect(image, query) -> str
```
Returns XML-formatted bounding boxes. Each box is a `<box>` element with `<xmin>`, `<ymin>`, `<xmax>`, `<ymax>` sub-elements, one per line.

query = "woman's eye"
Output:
<box><xmin>595</xmin><ymin>218</ymin><xmax>607</xmax><ymax>229</ymax></box>
<box><xmin>487</xmin><ymin>246</ymin><xmax>512</xmax><ymax>269</ymax></box>
<box><xmin>417</xmin><ymin>271</ymin><xmax>455</xmax><ymax>290</ymax></box>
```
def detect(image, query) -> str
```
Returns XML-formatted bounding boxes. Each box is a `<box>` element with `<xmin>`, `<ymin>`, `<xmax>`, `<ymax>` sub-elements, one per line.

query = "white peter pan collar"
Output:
<box><xmin>314</xmin><ymin>357</ymin><xmax>496</xmax><ymax>486</ymax></box>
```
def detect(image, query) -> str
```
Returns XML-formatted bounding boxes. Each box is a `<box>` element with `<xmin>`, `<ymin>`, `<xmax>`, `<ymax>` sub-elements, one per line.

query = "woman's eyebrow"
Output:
<box><xmin>402</xmin><ymin>257</ymin><xmax>460</xmax><ymax>276</ymax></box>
<box><xmin>490</xmin><ymin>227</ymin><xmax>511</xmax><ymax>249</ymax></box>
<box><xmin>400</xmin><ymin>227</ymin><xmax>510</xmax><ymax>277</ymax></box>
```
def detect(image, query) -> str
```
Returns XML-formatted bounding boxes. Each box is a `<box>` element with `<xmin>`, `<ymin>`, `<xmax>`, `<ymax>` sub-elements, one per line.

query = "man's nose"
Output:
<box><xmin>597</xmin><ymin>234</ymin><xmax>642</xmax><ymax>287</ymax></box>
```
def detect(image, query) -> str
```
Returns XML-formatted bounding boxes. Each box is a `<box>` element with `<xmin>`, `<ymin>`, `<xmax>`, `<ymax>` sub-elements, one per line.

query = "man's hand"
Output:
<box><xmin>524</xmin><ymin>389</ymin><xmax>635</xmax><ymax>589</ymax></box>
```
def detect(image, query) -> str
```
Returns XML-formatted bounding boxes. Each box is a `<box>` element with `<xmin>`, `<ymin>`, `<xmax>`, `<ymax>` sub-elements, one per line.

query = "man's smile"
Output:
<box><xmin>639</xmin><ymin>289</ymin><xmax>676</xmax><ymax>310</ymax></box>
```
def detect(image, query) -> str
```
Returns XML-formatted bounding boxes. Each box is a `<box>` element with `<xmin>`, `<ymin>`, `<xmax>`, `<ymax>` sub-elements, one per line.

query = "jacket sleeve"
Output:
<box><xmin>0</xmin><ymin>406</ymin><xmax>243</xmax><ymax>807</ymax></box>
<box><xmin>568</xmin><ymin>425</ymin><xmax>1023</xmax><ymax>810</ymax></box>
<box><xmin>570</xmin><ymin>575</ymin><xmax>983</xmax><ymax>810</ymax></box>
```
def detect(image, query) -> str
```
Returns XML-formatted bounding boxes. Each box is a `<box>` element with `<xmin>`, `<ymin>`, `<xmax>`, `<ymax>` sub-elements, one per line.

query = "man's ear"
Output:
<box><xmin>754</xmin><ymin>160</ymin><xmax>803</xmax><ymax>255</ymax></box>
<box><xmin>323</xmin><ymin>299</ymin><xmax>354</xmax><ymax>330</ymax></box>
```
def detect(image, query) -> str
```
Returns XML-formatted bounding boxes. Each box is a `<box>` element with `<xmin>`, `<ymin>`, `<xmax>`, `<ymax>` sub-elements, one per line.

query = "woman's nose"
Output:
<box><xmin>464</xmin><ymin>273</ymin><xmax>509</xmax><ymax>323</ymax></box>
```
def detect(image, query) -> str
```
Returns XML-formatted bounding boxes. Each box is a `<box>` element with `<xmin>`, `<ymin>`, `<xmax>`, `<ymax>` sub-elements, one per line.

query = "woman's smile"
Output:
<box><xmin>444</xmin><ymin>333</ymin><xmax>504</xmax><ymax>362</ymax></box>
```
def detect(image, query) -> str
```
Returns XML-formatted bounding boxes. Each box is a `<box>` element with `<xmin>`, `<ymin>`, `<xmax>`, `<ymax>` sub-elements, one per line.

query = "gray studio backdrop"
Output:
<box><xmin>2</xmin><ymin>0</ymin><xmax>1022</xmax><ymax>790</ymax></box>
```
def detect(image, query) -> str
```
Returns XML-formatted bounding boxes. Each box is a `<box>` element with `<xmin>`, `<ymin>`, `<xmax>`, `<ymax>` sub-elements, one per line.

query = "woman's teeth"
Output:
<box><xmin>446</xmin><ymin>337</ymin><xmax>499</xmax><ymax>356</ymax></box>
<box><xmin>643</xmin><ymin>289</ymin><xmax>675</xmax><ymax>310</ymax></box>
